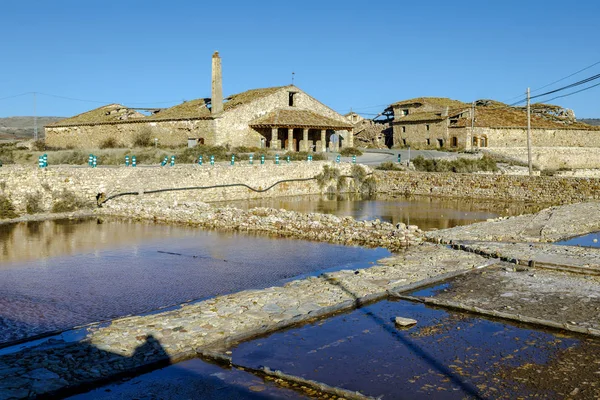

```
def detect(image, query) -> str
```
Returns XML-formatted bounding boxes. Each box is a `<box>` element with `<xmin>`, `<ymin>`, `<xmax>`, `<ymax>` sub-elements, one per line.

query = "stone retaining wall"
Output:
<box><xmin>375</xmin><ymin>170</ymin><xmax>600</xmax><ymax>204</ymax></box>
<box><xmin>0</xmin><ymin>162</ymin><xmax>354</xmax><ymax>214</ymax></box>
<box><xmin>485</xmin><ymin>147</ymin><xmax>600</xmax><ymax>170</ymax></box>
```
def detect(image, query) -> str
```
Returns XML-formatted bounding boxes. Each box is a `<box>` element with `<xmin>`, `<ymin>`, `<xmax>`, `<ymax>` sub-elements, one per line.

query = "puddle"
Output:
<box><xmin>68</xmin><ymin>358</ymin><xmax>308</xmax><ymax>400</ymax></box>
<box><xmin>230</xmin><ymin>299</ymin><xmax>599</xmax><ymax>399</ymax></box>
<box><xmin>0</xmin><ymin>218</ymin><xmax>389</xmax><ymax>345</ymax></box>
<box><xmin>216</xmin><ymin>193</ymin><xmax>548</xmax><ymax>231</ymax></box>
<box><xmin>555</xmin><ymin>231</ymin><xmax>600</xmax><ymax>248</ymax></box>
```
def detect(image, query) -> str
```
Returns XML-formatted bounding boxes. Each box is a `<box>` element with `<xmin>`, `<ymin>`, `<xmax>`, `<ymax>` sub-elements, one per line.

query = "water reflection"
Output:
<box><xmin>0</xmin><ymin>219</ymin><xmax>388</xmax><ymax>345</ymax></box>
<box><xmin>217</xmin><ymin>193</ymin><xmax>548</xmax><ymax>231</ymax></box>
<box><xmin>0</xmin><ymin>218</ymin><xmax>210</xmax><ymax>265</ymax></box>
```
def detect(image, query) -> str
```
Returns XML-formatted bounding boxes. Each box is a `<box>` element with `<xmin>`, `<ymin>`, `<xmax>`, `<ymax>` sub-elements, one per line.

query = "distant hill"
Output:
<box><xmin>580</xmin><ymin>118</ymin><xmax>600</xmax><ymax>126</ymax></box>
<box><xmin>0</xmin><ymin>116</ymin><xmax>64</xmax><ymax>139</ymax></box>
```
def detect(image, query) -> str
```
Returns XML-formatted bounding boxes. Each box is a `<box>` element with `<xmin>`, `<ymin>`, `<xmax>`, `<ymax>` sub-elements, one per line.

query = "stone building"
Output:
<box><xmin>386</xmin><ymin>97</ymin><xmax>600</xmax><ymax>150</ymax></box>
<box><xmin>45</xmin><ymin>52</ymin><xmax>353</xmax><ymax>152</ymax></box>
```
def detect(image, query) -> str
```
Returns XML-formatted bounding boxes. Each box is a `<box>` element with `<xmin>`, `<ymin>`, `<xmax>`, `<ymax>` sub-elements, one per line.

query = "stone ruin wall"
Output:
<box><xmin>0</xmin><ymin>162</ymin><xmax>355</xmax><ymax>214</ymax></box>
<box><xmin>44</xmin><ymin>119</ymin><xmax>216</xmax><ymax>149</ymax></box>
<box><xmin>375</xmin><ymin>170</ymin><xmax>600</xmax><ymax>205</ymax></box>
<box><xmin>484</xmin><ymin>147</ymin><xmax>600</xmax><ymax>170</ymax></box>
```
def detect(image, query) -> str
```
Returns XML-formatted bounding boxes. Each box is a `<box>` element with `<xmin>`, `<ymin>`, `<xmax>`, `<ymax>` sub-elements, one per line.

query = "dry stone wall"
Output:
<box><xmin>0</xmin><ymin>162</ymin><xmax>354</xmax><ymax>214</ymax></box>
<box><xmin>375</xmin><ymin>170</ymin><xmax>600</xmax><ymax>204</ymax></box>
<box><xmin>485</xmin><ymin>147</ymin><xmax>600</xmax><ymax>170</ymax></box>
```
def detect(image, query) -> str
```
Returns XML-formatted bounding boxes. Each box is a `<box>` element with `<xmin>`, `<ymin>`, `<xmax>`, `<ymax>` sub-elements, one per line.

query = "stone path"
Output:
<box><xmin>450</xmin><ymin>241</ymin><xmax>600</xmax><ymax>274</ymax></box>
<box><xmin>99</xmin><ymin>198</ymin><xmax>424</xmax><ymax>251</ymax></box>
<box><xmin>426</xmin><ymin>201</ymin><xmax>600</xmax><ymax>243</ymax></box>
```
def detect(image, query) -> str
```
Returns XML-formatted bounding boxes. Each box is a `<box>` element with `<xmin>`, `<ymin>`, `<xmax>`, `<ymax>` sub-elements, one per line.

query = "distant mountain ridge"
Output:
<box><xmin>0</xmin><ymin>116</ymin><xmax>64</xmax><ymax>138</ymax></box>
<box><xmin>580</xmin><ymin>118</ymin><xmax>600</xmax><ymax>126</ymax></box>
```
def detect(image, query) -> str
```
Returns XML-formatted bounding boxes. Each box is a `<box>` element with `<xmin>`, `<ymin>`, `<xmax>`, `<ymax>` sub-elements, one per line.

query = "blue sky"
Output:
<box><xmin>1</xmin><ymin>0</ymin><xmax>599</xmax><ymax>118</ymax></box>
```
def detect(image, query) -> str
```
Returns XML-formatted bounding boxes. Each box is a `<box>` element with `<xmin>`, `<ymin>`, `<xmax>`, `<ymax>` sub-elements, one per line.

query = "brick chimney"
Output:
<box><xmin>211</xmin><ymin>51</ymin><xmax>223</xmax><ymax>114</ymax></box>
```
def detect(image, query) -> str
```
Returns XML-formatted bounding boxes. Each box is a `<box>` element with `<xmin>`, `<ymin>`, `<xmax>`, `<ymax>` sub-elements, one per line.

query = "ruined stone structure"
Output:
<box><xmin>386</xmin><ymin>97</ymin><xmax>600</xmax><ymax>150</ymax></box>
<box><xmin>45</xmin><ymin>52</ymin><xmax>353</xmax><ymax>151</ymax></box>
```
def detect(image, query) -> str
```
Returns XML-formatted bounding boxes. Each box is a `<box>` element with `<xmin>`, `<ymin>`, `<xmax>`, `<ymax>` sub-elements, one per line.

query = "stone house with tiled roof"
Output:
<box><xmin>45</xmin><ymin>52</ymin><xmax>353</xmax><ymax>152</ymax></box>
<box><xmin>386</xmin><ymin>97</ymin><xmax>600</xmax><ymax>150</ymax></box>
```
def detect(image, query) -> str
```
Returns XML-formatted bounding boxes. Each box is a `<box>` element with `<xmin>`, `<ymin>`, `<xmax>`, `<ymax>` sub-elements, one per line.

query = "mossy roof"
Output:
<box><xmin>48</xmin><ymin>104</ymin><xmax>147</xmax><ymax>127</ymax></box>
<box><xmin>48</xmin><ymin>86</ymin><xmax>291</xmax><ymax>127</ymax></box>
<box><xmin>391</xmin><ymin>97</ymin><xmax>468</xmax><ymax>109</ymax></box>
<box><xmin>249</xmin><ymin>108</ymin><xmax>352</xmax><ymax>129</ymax></box>
<box><xmin>452</xmin><ymin>105</ymin><xmax>600</xmax><ymax>130</ymax></box>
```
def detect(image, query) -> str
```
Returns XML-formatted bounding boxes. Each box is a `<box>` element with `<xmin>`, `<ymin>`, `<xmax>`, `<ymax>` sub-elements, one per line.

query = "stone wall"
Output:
<box><xmin>393</xmin><ymin>120</ymin><xmax>449</xmax><ymax>148</ymax></box>
<box><xmin>485</xmin><ymin>147</ymin><xmax>600</xmax><ymax>170</ymax></box>
<box><xmin>45</xmin><ymin>119</ymin><xmax>215</xmax><ymax>149</ymax></box>
<box><xmin>0</xmin><ymin>162</ymin><xmax>357</xmax><ymax>214</ymax></box>
<box><xmin>216</xmin><ymin>87</ymin><xmax>351</xmax><ymax>149</ymax></box>
<box><xmin>375</xmin><ymin>170</ymin><xmax>600</xmax><ymax>204</ymax></box>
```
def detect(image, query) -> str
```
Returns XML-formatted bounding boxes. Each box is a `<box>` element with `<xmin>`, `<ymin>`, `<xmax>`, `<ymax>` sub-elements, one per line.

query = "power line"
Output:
<box><xmin>504</xmin><ymin>59</ymin><xmax>600</xmax><ymax>102</ymax></box>
<box><xmin>508</xmin><ymin>72</ymin><xmax>600</xmax><ymax>106</ymax></box>
<box><xmin>0</xmin><ymin>92</ymin><xmax>32</xmax><ymax>101</ymax></box>
<box><xmin>36</xmin><ymin>92</ymin><xmax>181</xmax><ymax>105</ymax></box>
<box><xmin>534</xmin><ymin>81</ymin><xmax>600</xmax><ymax>104</ymax></box>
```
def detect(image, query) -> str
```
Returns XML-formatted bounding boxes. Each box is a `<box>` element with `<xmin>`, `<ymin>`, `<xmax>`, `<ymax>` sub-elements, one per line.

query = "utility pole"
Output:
<box><xmin>471</xmin><ymin>101</ymin><xmax>475</xmax><ymax>149</ymax></box>
<box><xmin>33</xmin><ymin>92</ymin><xmax>38</xmax><ymax>141</ymax></box>
<box><xmin>526</xmin><ymin>87</ymin><xmax>532</xmax><ymax>176</ymax></box>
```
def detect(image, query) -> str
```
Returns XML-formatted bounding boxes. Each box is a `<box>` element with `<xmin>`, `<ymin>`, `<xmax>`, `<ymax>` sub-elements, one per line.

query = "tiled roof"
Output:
<box><xmin>249</xmin><ymin>108</ymin><xmax>352</xmax><ymax>129</ymax></box>
<box><xmin>48</xmin><ymin>86</ymin><xmax>290</xmax><ymax>127</ymax></box>
<box><xmin>48</xmin><ymin>104</ymin><xmax>146</xmax><ymax>127</ymax></box>
<box><xmin>391</xmin><ymin>97</ymin><xmax>468</xmax><ymax>108</ymax></box>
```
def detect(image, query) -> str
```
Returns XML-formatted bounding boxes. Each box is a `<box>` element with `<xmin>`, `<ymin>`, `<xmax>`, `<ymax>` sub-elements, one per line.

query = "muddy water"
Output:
<box><xmin>231</xmin><ymin>299</ymin><xmax>599</xmax><ymax>399</ymax></box>
<box><xmin>218</xmin><ymin>193</ymin><xmax>547</xmax><ymax>231</ymax></box>
<box><xmin>0</xmin><ymin>218</ymin><xmax>389</xmax><ymax>345</ymax></box>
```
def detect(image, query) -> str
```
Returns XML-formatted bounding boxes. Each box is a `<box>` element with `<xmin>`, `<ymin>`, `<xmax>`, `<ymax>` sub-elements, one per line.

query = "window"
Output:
<box><xmin>402</xmin><ymin>126</ymin><xmax>406</xmax><ymax>133</ymax></box>
<box><xmin>426</xmin><ymin>139</ymin><xmax>431</xmax><ymax>146</ymax></box>
<box><xmin>451</xmin><ymin>137</ymin><xmax>458</xmax><ymax>147</ymax></box>
<box><xmin>437</xmin><ymin>139</ymin><xmax>444</xmax><ymax>147</ymax></box>
<box><xmin>426</xmin><ymin>124</ymin><xmax>430</xmax><ymax>131</ymax></box>
<box><xmin>402</xmin><ymin>139</ymin><xmax>407</xmax><ymax>146</ymax></box>
<box><xmin>289</xmin><ymin>92</ymin><xmax>296</xmax><ymax>107</ymax></box>
<box><xmin>402</xmin><ymin>109</ymin><xmax>409</xmax><ymax>116</ymax></box>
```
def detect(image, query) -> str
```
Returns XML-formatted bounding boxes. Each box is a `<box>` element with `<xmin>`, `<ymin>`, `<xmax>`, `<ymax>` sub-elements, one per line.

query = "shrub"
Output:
<box><xmin>316</xmin><ymin>165</ymin><xmax>341</xmax><ymax>188</ymax></box>
<box><xmin>340</xmin><ymin>147</ymin><xmax>363</xmax><ymax>157</ymax></box>
<box><xmin>412</xmin><ymin>155</ymin><xmax>498</xmax><ymax>173</ymax></box>
<box><xmin>376</xmin><ymin>162</ymin><xmax>403</xmax><ymax>171</ymax></box>
<box><xmin>233</xmin><ymin>146</ymin><xmax>262</xmax><ymax>153</ymax></box>
<box><xmin>51</xmin><ymin>189</ymin><xmax>89</xmax><ymax>213</ymax></box>
<box><xmin>25</xmin><ymin>192</ymin><xmax>44</xmax><ymax>214</ymax></box>
<box><xmin>283</xmin><ymin>151</ymin><xmax>326</xmax><ymax>161</ymax></box>
<box><xmin>133</xmin><ymin>130</ymin><xmax>152</xmax><ymax>147</ymax></box>
<box><xmin>0</xmin><ymin>195</ymin><xmax>18</xmax><ymax>219</ymax></box>
<box><xmin>49</xmin><ymin>151</ymin><xmax>86</xmax><ymax>165</ymax></box>
<box><xmin>32</xmin><ymin>140</ymin><xmax>46</xmax><ymax>151</ymax></box>
<box><xmin>99</xmin><ymin>137</ymin><xmax>122</xmax><ymax>149</ymax></box>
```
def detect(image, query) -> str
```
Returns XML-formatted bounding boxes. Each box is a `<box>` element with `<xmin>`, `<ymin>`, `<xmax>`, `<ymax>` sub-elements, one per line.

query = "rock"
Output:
<box><xmin>26</xmin><ymin>368</ymin><xmax>60</xmax><ymax>381</ymax></box>
<box><xmin>394</xmin><ymin>316</ymin><xmax>417</xmax><ymax>327</ymax></box>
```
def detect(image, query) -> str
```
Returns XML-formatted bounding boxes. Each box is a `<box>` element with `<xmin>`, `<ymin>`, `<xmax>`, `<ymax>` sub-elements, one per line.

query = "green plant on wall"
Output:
<box><xmin>0</xmin><ymin>195</ymin><xmax>18</xmax><ymax>219</ymax></box>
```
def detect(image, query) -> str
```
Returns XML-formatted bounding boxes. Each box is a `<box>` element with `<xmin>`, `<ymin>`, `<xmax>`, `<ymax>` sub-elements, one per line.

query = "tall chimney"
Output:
<box><xmin>211</xmin><ymin>51</ymin><xmax>223</xmax><ymax>114</ymax></box>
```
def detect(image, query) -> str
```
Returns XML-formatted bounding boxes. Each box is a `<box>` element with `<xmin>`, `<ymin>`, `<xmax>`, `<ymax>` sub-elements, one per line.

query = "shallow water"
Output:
<box><xmin>555</xmin><ymin>231</ymin><xmax>600</xmax><ymax>248</ymax></box>
<box><xmin>0</xmin><ymin>218</ymin><xmax>388</xmax><ymax>345</ymax></box>
<box><xmin>230</xmin><ymin>299</ymin><xmax>592</xmax><ymax>399</ymax></box>
<box><xmin>218</xmin><ymin>193</ymin><xmax>547</xmax><ymax>231</ymax></box>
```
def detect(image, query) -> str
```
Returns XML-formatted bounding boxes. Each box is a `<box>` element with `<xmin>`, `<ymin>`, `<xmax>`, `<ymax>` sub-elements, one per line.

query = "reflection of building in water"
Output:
<box><xmin>0</xmin><ymin>219</ymin><xmax>194</xmax><ymax>264</ymax></box>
